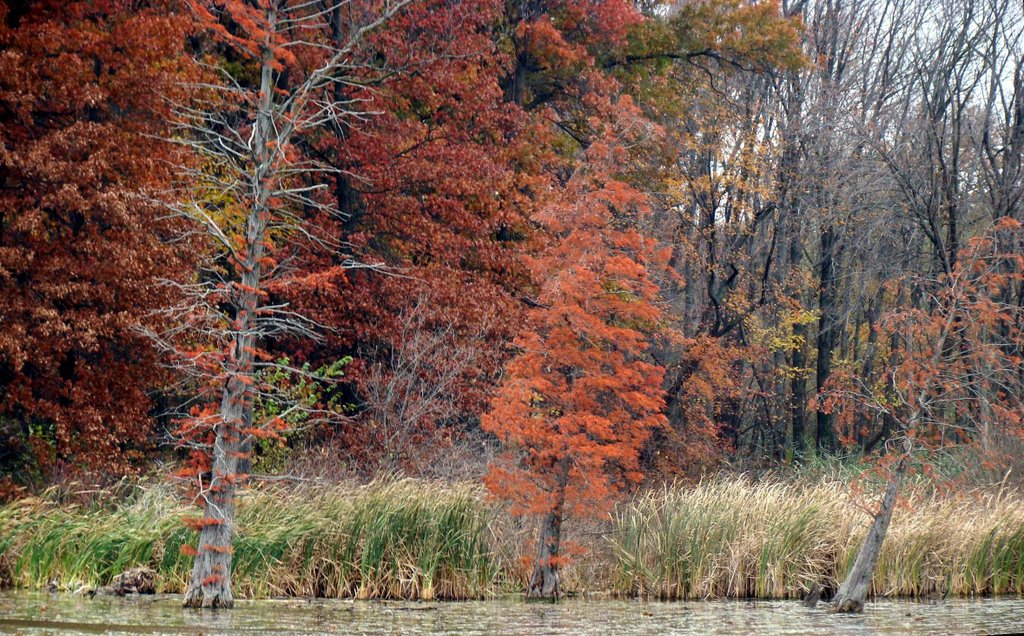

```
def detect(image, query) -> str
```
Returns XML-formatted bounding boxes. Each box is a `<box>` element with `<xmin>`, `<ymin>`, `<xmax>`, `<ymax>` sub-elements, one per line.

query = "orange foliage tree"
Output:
<box><xmin>483</xmin><ymin>138</ymin><xmax>668</xmax><ymax>599</ymax></box>
<box><xmin>820</xmin><ymin>217</ymin><xmax>1024</xmax><ymax>611</ymax></box>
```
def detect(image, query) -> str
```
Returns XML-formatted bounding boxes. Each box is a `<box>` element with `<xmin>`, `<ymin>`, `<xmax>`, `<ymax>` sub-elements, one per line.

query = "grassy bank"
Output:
<box><xmin>0</xmin><ymin>480</ymin><xmax>499</xmax><ymax>600</ymax></box>
<box><xmin>2</xmin><ymin>478</ymin><xmax>1023</xmax><ymax>600</ymax></box>
<box><xmin>613</xmin><ymin>480</ymin><xmax>1024</xmax><ymax>599</ymax></box>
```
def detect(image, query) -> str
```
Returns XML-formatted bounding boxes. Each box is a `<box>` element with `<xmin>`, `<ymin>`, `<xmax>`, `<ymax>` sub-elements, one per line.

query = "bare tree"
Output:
<box><xmin>148</xmin><ymin>0</ymin><xmax>411</xmax><ymax>609</ymax></box>
<box><xmin>360</xmin><ymin>295</ymin><xmax>494</xmax><ymax>475</ymax></box>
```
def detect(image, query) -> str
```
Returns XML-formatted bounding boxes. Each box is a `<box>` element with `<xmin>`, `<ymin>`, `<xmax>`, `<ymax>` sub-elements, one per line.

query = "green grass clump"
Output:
<box><xmin>0</xmin><ymin>484</ymin><xmax>190</xmax><ymax>591</ymax></box>
<box><xmin>0</xmin><ymin>479</ymin><xmax>499</xmax><ymax>600</ymax></box>
<box><xmin>611</xmin><ymin>479</ymin><xmax>1024</xmax><ymax>600</ymax></box>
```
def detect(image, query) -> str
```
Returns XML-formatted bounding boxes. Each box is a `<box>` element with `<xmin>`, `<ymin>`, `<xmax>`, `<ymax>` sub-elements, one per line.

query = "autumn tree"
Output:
<box><xmin>246</xmin><ymin>0</ymin><xmax>532</xmax><ymax>470</ymax></box>
<box><xmin>0</xmin><ymin>1</ymin><xmax>189</xmax><ymax>490</ymax></box>
<box><xmin>290</xmin><ymin>0</ymin><xmax>657</xmax><ymax>471</ymax></box>
<box><xmin>616</xmin><ymin>0</ymin><xmax>803</xmax><ymax>465</ymax></box>
<box><xmin>156</xmin><ymin>0</ymin><xmax>410</xmax><ymax>608</ymax></box>
<box><xmin>483</xmin><ymin>135</ymin><xmax>668</xmax><ymax>599</ymax></box>
<box><xmin>820</xmin><ymin>218</ymin><xmax>1024</xmax><ymax>612</ymax></box>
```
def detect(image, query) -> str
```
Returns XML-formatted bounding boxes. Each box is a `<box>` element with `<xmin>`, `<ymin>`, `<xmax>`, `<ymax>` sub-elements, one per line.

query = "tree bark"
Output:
<box><xmin>182</xmin><ymin>382</ymin><xmax>242</xmax><ymax>608</ymax></box>
<box><xmin>527</xmin><ymin>459</ymin><xmax>569</xmax><ymax>600</ymax></box>
<box><xmin>832</xmin><ymin>453</ymin><xmax>909</xmax><ymax>613</ymax></box>
<box><xmin>788</xmin><ymin>223</ymin><xmax>808</xmax><ymax>459</ymax></box>
<box><xmin>790</xmin><ymin>325</ymin><xmax>808</xmax><ymax>458</ymax></box>
<box><xmin>815</xmin><ymin>225</ymin><xmax>838</xmax><ymax>452</ymax></box>
<box><xmin>183</xmin><ymin>231</ymin><xmax>262</xmax><ymax>608</ymax></box>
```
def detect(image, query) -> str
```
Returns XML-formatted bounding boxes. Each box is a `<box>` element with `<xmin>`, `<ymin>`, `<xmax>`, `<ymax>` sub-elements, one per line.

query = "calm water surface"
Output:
<box><xmin>1</xmin><ymin>591</ymin><xmax>1022</xmax><ymax>635</ymax></box>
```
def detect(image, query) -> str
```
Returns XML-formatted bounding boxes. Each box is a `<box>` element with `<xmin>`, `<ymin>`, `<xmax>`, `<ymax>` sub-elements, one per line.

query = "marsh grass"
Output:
<box><xmin>2</xmin><ymin>478</ymin><xmax>1023</xmax><ymax>600</ymax></box>
<box><xmin>0</xmin><ymin>479</ymin><xmax>499</xmax><ymax>600</ymax></box>
<box><xmin>612</xmin><ymin>480</ymin><xmax>1024</xmax><ymax>600</ymax></box>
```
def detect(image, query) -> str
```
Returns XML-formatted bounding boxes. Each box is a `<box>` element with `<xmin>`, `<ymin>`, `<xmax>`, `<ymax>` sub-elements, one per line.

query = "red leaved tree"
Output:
<box><xmin>0</xmin><ymin>1</ymin><xmax>189</xmax><ymax>490</ymax></box>
<box><xmin>274</xmin><ymin>0</ymin><xmax>531</xmax><ymax>468</ymax></box>
<box><xmin>820</xmin><ymin>217</ymin><xmax>1024</xmax><ymax>612</ymax></box>
<box><xmin>483</xmin><ymin>137</ymin><xmax>668</xmax><ymax>599</ymax></box>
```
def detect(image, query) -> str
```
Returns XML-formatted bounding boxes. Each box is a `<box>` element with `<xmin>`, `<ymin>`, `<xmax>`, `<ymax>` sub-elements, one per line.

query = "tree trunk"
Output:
<box><xmin>183</xmin><ymin>243</ymin><xmax>263</xmax><ymax>608</ymax></box>
<box><xmin>856</xmin><ymin>288</ymin><xmax>884</xmax><ymax>449</ymax></box>
<box><xmin>788</xmin><ymin>226</ymin><xmax>807</xmax><ymax>459</ymax></box>
<box><xmin>184</xmin><ymin>20</ymin><xmax>274</xmax><ymax>607</ymax></box>
<box><xmin>815</xmin><ymin>225</ymin><xmax>838</xmax><ymax>452</ymax></box>
<box><xmin>506</xmin><ymin>51</ymin><xmax>528</xmax><ymax>107</ymax></box>
<box><xmin>832</xmin><ymin>454</ymin><xmax>909</xmax><ymax>613</ymax></box>
<box><xmin>182</xmin><ymin>382</ymin><xmax>242</xmax><ymax>608</ymax></box>
<box><xmin>527</xmin><ymin>460</ymin><xmax>569</xmax><ymax>600</ymax></box>
<box><xmin>790</xmin><ymin>324</ymin><xmax>808</xmax><ymax>459</ymax></box>
<box><xmin>184</xmin><ymin>249</ymin><xmax>261</xmax><ymax>608</ymax></box>
<box><xmin>777</xmin><ymin>58</ymin><xmax>806</xmax><ymax>462</ymax></box>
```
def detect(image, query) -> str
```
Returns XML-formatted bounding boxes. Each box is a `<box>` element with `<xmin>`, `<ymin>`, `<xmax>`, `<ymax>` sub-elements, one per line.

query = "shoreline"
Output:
<box><xmin>3</xmin><ymin>588</ymin><xmax>1023</xmax><ymax>604</ymax></box>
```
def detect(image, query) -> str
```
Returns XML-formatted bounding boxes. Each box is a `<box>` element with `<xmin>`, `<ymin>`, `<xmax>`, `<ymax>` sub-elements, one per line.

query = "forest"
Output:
<box><xmin>1</xmin><ymin>0</ymin><xmax>1023</xmax><ymax>624</ymax></box>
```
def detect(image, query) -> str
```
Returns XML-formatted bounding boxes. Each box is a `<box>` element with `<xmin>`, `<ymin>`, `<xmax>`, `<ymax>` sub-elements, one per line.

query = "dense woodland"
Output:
<box><xmin>1</xmin><ymin>0</ymin><xmax>1023</xmax><ymax>610</ymax></box>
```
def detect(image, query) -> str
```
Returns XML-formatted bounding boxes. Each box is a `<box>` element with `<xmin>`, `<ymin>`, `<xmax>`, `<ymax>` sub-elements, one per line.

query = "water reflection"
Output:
<box><xmin>1</xmin><ymin>591</ymin><xmax>1022</xmax><ymax>635</ymax></box>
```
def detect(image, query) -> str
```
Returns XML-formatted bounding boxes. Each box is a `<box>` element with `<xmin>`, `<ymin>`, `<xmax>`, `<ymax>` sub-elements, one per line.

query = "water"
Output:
<box><xmin>1</xmin><ymin>591</ymin><xmax>1022</xmax><ymax>635</ymax></box>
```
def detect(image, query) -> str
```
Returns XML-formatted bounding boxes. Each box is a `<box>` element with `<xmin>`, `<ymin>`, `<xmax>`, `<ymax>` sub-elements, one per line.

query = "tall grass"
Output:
<box><xmin>3</xmin><ymin>477</ymin><xmax>1023</xmax><ymax>600</ymax></box>
<box><xmin>0</xmin><ymin>479</ymin><xmax>499</xmax><ymax>600</ymax></box>
<box><xmin>612</xmin><ymin>479</ymin><xmax>1024</xmax><ymax>599</ymax></box>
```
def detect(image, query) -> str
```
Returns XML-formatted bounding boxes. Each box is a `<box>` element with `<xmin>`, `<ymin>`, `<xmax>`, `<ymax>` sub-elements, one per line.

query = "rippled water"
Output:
<box><xmin>1</xmin><ymin>591</ymin><xmax>1023</xmax><ymax>635</ymax></box>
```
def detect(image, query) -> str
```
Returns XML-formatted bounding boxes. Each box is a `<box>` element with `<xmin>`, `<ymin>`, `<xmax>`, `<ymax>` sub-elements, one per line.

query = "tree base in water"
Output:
<box><xmin>526</xmin><ymin>563</ymin><xmax>561</xmax><ymax>600</ymax></box>
<box><xmin>831</xmin><ymin>596</ymin><xmax>865</xmax><ymax>613</ymax></box>
<box><xmin>183</xmin><ymin>586</ymin><xmax>234</xmax><ymax>609</ymax></box>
